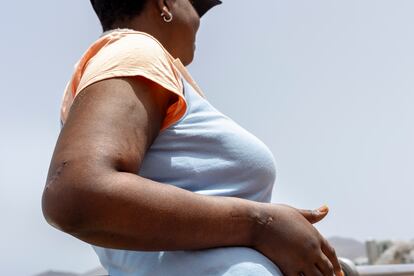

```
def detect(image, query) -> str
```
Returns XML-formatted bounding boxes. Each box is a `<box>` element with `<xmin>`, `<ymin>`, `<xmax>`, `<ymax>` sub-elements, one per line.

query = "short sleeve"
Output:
<box><xmin>61</xmin><ymin>31</ymin><xmax>186</xmax><ymax>131</ymax></box>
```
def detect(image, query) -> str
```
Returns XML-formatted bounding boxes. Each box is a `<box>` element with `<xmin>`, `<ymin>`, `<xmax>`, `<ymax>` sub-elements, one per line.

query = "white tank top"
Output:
<box><xmin>92</xmin><ymin>77</ymin><xmax>281</xmax><ymax>275</ymax></box>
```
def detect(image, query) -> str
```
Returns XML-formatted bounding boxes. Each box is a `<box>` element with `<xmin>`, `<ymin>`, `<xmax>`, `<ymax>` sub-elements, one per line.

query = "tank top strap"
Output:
<box><xmin>172</xmin><ymin>59</ymin><xmax>207</xmax><ymax>99</ymax></box>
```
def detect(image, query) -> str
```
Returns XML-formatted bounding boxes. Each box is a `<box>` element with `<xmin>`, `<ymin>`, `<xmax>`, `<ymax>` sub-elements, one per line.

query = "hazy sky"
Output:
<box><xmin>2</xmin><ymin>0</ymin><xmax>414</xmax><ymax>275</ymax></box>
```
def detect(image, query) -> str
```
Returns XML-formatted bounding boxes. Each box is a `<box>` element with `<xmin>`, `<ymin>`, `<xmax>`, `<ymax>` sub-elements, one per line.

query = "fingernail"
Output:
<box><xmin>317</xmin><ymin>204</ymin><xmax>329</xmax><ymax>214</ymax></box>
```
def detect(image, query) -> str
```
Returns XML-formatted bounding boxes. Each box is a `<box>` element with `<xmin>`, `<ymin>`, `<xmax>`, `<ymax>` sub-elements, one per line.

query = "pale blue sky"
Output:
<box><xmin>2</xmin><ymin>0</ymin><xmax>414</xmax><ymax>275</ymax></box>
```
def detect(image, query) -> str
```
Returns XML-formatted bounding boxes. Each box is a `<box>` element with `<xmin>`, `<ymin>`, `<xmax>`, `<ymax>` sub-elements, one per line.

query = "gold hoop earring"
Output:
<box><xmin>161</xmin><ymin>11</ymin><xmax>173</xmax><ymax>23</ymax></box>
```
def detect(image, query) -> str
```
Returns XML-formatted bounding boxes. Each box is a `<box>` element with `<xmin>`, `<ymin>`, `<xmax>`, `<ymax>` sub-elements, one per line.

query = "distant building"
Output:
<box><xmin>366</xmin><ymin>240</ymin><xmax>414</xmax><ymax>265</ymax></box>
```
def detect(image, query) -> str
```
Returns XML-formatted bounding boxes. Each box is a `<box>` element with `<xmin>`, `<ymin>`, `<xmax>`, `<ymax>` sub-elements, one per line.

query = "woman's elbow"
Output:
<box><xmin>41</xmin><ymin>172</ymin><xmax>89</xmax><ymax>235</ymax></box>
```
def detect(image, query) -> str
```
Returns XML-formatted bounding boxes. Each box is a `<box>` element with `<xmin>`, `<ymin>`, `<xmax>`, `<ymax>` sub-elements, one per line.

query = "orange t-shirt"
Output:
<box><xmin>60</xmin><ymin>29</ymin><xmax>204</xmax><ymax>130</ymax></box>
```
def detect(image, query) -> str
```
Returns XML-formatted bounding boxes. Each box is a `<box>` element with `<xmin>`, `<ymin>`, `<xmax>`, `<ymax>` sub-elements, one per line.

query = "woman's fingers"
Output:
<box><xmin>316</xmin><ymin>253</ymin><xmax>335</xmax><ymax>276</ymax></box>
<box><xmin>296</xmin><ymin>205</ymin><xmax>329</xmax><ymax>224</ymax></box>
<box><xmin>320</xmin><ymin>238</ymin><xmax>343</xmax><ymax>276</ymax></box>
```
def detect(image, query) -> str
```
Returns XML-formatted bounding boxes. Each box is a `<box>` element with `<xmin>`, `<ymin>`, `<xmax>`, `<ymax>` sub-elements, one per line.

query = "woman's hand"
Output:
<box><xmin>252</xmin><ymin>203</ymin><xmax>343</xmax><ymax>276</ymax></box>
<box><xmin>43</xmin><ymin>76</ymin><xmax>343</xmax><ymax>274</ymax></box>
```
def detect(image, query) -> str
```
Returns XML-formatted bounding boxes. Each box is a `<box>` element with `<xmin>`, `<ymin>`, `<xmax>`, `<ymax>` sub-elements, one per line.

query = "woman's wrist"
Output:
<box><xmin>228</xmin><ymin>199</ymin><xmax>269</xmax><ymax>248</ymax></box>
<box><xmin>244</xmin><ymin>201</ymin><xmax>277</xmax><ymax>249</ymax></box>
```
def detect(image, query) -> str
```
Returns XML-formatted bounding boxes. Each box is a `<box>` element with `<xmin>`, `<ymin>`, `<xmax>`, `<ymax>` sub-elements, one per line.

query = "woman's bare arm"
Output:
<box><xmin>42</xmin><ymin>77</ymin><xmax>257</xmax><ymax>250</ymax></box>
<box><xmin>42</xmin><ymin>76</ymin><xmax>342</xmax><ymax>275</ymax></box>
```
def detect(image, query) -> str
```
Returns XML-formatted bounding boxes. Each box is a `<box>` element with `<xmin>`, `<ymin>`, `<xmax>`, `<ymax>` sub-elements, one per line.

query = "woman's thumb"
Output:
<box><xmin>298</xmin><ymin>205</ymin><xmax>329</xmax><ymax>224</ymax></box>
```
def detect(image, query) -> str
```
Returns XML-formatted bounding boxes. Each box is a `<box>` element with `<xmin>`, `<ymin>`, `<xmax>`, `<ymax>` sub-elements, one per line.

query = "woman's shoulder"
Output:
<box><xmin>74</xmin><ymin>29</ymin><xmax>183</xmax><ymax>95</ymax></box>
<box><xmin>94</xmin><ymin>29</ymin><xmax>174</xmax><ymax>61</ymax></box>
<box><xmin>60</xmin><ymin>29</ymin><xmax>186</xmax><ymax>129</ymax></box>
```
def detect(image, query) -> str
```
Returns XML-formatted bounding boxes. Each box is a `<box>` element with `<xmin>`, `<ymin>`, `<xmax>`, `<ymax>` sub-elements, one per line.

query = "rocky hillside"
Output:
<box><xmin>328</xmin><ymin>236</ymin><xmax>366</xmax><ymax>261</ymax></box>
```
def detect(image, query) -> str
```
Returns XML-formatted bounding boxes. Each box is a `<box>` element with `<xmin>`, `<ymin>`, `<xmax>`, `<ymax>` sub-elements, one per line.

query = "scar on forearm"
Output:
<box><xmin>46</xmin><ymin>160</ymin><xmax>69</xmax><ymax>189</ymax></box>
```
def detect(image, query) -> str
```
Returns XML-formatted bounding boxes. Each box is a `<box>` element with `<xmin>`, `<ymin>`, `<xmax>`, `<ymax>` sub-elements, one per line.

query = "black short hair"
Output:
<box><xmin>90</xmin><ymin>0</ymin><xmax>149</xmax><ymax>31</ymax></box>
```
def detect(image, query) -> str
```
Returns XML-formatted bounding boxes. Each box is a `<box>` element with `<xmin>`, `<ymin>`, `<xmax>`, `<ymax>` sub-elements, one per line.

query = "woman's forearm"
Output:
<box><xmin>43</xmin><ymin>168</ymin><xmax>259</xmax><ymax>251</ymax></box>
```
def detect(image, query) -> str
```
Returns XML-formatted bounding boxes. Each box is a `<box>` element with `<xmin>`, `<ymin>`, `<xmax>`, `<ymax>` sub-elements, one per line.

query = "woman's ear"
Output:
<box><xmin>156</xmin><ymin>0</ymin><xmax>173</xmax><ymax>15</ymax></box>
<box><xmin>156</xmin><ymin>0</ymin><xmax>175</xmax><ymax>23</ymax></box>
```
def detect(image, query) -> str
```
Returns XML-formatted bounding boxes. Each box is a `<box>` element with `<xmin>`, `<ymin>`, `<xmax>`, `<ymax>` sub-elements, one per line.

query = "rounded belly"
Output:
<box><xmin>95</xmin><ymin>246</ymin><xmax>283</xmax><ymax>276</ymax></box>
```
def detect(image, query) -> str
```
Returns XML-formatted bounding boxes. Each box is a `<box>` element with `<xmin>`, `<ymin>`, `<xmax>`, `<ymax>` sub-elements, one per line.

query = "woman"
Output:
<box><xmin>42</xmin><ymin>0</ymin><xmax>343</xmax><ymax>275</ymax></box>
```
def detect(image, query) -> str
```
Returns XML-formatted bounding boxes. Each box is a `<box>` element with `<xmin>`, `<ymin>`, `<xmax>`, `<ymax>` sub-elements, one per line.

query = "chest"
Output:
<box><xmin>139</xmin><ymin>80</ymin><xmax>276</xmax><ymax>202</ymax></box>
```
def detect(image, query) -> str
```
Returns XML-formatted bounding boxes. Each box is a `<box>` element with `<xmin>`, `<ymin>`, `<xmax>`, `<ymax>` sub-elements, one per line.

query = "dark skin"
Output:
<box><xmin>42</xmin><ymin>0</ymin><xmax>343</xmax><ymax>275</ymax></box>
